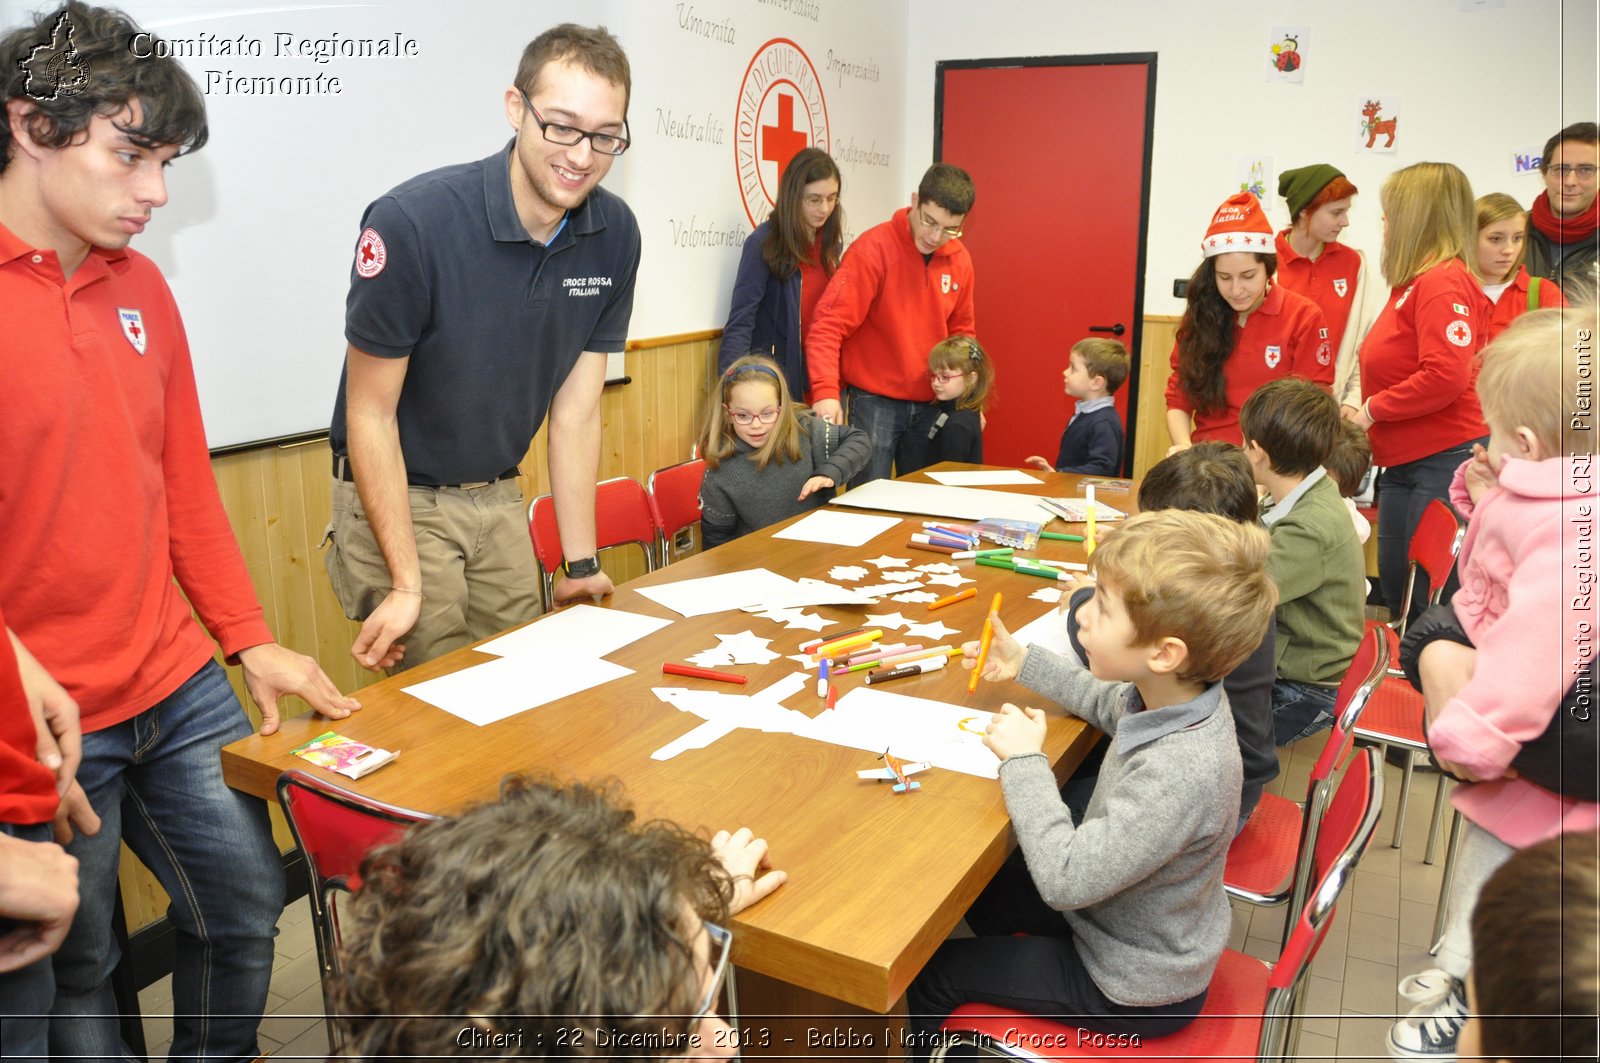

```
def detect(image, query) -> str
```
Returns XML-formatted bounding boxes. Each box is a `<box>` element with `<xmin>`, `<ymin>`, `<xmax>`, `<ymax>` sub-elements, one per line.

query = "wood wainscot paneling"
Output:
<box><xmin>1132</xmin><ymin>314</ymin><xmax>1180</xmax><ymax>480</ymax></box>
<box><xmin>118</xmin><ymin>334</ymin><xmax>721</xmax><ymax>935</ymax></box>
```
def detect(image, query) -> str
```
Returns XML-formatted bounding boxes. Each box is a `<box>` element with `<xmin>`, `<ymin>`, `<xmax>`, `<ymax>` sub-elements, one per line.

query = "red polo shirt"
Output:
<box><xmin>1359</xmin><ymin>259</ymin><xmax>1490</xmax><ymax>467</ymax></box>
<box><xmin>1486</xmin><ymin>265</ymin><xmax>1567</xmax><ymax>341</ymax></box>
<box><xmin>0</xmin><ymin>223</ymin><xmax>274</xmax><ymax>733</ymax></box>
<box><xmin>1274</xmin><ymin>231</ymin><xmax>1364</xmax><ymax>358</ymax></box>
<box><xmin>1165</xmin><ymin>283</ymin><xmax>1332</xmax><ymax>446</ymax></box>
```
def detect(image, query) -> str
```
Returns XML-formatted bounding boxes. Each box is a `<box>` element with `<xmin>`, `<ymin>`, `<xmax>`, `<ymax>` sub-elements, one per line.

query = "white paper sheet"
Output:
<box><xmin>772</xmin><ymin>510</ymin><xmax>902</xmax><ymax>547</ymax></box>
<box><xmin>831</xmin><ymin>479</ymin><xmax>1059</xmax><ymax>523</ymax></box>
<box><xmin>926</xmin><ymin>469</ymin><xmax>1043</xmax><ymax>487</ymax></box>
<box><xmin>1011</xmin><ymin>605</ymin><xmax>1079</xmax><ymax>661</ymax></box>
<box><xmin>635</xmin><ymin>568</ymin><xmax>803</xmax><ymax>618</ymax></box>
<box><xmin>401</xmin><ymin>651</ymin><xmax>633</xmax><ymax>726</ymax></box>
<box><xmin>475</xmin><ymin>604</ymin><xmax>673</xmax><ymax>659</ymax></box>
<box><xmin>794</xmin><ymin>687</ymin><xmax>1001</xmax><ymax>779</ymax></box>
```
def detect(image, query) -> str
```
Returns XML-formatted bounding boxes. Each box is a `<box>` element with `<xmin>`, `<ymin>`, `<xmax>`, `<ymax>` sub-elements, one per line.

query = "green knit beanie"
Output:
<box><xmin>1278</xmin><ymin>164</ymin><xmax>1344</xmax><ymax>221</ymax></box>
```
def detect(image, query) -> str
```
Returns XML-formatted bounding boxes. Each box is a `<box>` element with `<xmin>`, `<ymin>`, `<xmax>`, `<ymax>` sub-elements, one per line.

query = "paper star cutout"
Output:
<box><xmin>787</xmin><ymin>652</ymin><xmax>818</xmax><ymax>668</ymax></box>
<box><xmin>924</xmin><ymin>571</ymin><xmax>975</xmax><ymax>588</ymax></box>
<box><xmin>866</xmin><ymin>554</ymin><xmax>911</xmax><ymax>569</ymax></box>
<box><xmin>699</xmin><ymin>630</ymin><xmax>782</xmax><ymax>665</ymax></box>
<box><xmin>829</xmin><ymin>564</ymin><xmax>869</xmax><ymax>582</ymax></box>
<box><xmin>915</xmin><ymin>562</ymin><xmax>960</xmax><ymax>574</ymax></box>
<box><xmin>1029</xmin><ymin>587</ymin><xmax>1065</xmax><ymax>604</ymax></box>
<box><xmin>881</xmin><ymin>570</ymin><xmax>924</xmax><ymax>583</ymax></box>
<box><xmin>864</xmin><ymin>611</ymin><xmax>913</xmax><ymax>630</ymax></box>
<box><xmin>686</xmin><ymin>648</ymin><xmax>736</xmax><ymax>667</ymax></box>
<box><xmin>902</xmin><ymin>619</ymin><xmax>960</xmax><ymax>641</ymax></box>
<box><xmin>779</xmin><ymin>610</ymin><xmax>833</xmax><ymax>633</ymax></box>
<box><xmin>892</xmin><ymin>591</ymin><xmax>940</xmax><ymax>604</ymax></box>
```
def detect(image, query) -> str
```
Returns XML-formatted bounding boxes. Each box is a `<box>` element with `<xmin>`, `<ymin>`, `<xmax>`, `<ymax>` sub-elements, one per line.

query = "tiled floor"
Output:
<box><xmin>136</xmin><ymin>741</ymin><xmax>1453</xmax><ymax>1061</ymax></box>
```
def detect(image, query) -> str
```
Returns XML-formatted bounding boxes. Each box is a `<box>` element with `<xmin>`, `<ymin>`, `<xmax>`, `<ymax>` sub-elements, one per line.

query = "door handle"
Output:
<box><xmin>1089</xmin><ymin>323</ymin><xmax>1126</xmax><ymax>337</ymax></box>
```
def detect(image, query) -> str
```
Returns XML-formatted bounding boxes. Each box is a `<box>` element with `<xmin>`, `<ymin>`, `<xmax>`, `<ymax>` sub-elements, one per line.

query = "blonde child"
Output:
<box><xmin>894</xmin><ymin>336</ymin><xmax>994</xmax><ymax>475</ymax></box>
<box><xmin>1475</xmin><ymin>192</ymin><xmax>1566</xmax><ymax>342</ymax></box>
<box><xmin>907</xmin><ymin>510</ymin><xmax>1276</xmax><ymax>1049</ymax></box>
<box><xmin>1025</xmin><ymin>338</ymin><xmax>1129</xmax><ymax>475</ymax></box>
<box><xmin>697</xmin><ymin>355</ymin><xmax>871</xmax><ymax>549</ymax></box>
<box><xmin>1386</xmin><ymin>309</ymin><xmax>1599</xmax><ymax>1060</ymax></box>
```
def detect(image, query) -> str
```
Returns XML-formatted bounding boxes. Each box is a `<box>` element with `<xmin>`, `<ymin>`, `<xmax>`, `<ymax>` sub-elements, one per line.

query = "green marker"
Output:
<box><xmin>1014</xmin><ymin>561</ymin><xmax>1065</xmax><ymax>580</ymax></box>
<box><xmin>975</xmin><ymin>556</ymin><xmax>1016</xmax><ymax>572</ymax></box>
<box><xmin>1040</xmin><ymin>531</ymin><xmax>1086</xmax><ymax>542</ymax></box>
<box><xmin>973</xmin><ymin>547</ymin><xmax>1015</xmax><ymax>557</ymax></box>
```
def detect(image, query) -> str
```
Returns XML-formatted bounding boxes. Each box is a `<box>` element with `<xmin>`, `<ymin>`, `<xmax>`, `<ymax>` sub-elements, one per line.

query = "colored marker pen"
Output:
<box><xmin>802</xmin><ymin>627</ymin><xmax>865</xmax><ymax>654</ymax></box>
<box><xmin>817</xmin><ymin>657</ymin><xmax>830</xmax><ymax>698</ymax></box>
<box><xmin>662</xmin><ymin>662</ymin><xmax>747</xmax><ymax>685</ymax></box>
<box><xmin>866</xmin><ymin>655</ymin><xmax>948</xmax><ymax>685</ymax></box>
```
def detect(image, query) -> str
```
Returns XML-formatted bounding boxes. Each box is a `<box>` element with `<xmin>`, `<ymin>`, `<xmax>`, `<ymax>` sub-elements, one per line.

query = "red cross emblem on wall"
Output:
<box><xmin>761</xmin><ymin>93</ymin><xmax>809</xmax><ymax>182</ymax></box>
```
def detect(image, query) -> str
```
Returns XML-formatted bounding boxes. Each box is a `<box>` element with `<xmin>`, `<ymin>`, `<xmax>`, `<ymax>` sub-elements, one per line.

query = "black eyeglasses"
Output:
<box><xmin>518</xmin><ymin>89</ymin><xmax>630</xmax><ymax>156</ymax></box>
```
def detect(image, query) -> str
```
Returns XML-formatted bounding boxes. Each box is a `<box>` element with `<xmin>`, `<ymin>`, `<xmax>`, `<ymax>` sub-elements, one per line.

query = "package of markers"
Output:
<box><xmin>290</xmin><ymin>731</ymin><xmax>398</xmax><ymax>780</ymax></box>
<box><xmin>1038</xmin><ymin>497</ymin><xmax>1128</xmax><ymax>523</ymax></box>
<box><xmin>974</xmin><ymin>517</ymin><xmax>1042</xmax><ymax>550</ymax></box>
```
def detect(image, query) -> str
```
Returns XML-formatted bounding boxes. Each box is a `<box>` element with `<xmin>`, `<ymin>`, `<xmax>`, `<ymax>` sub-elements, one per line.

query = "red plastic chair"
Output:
<box><xmin>1357</xmin><ymin>498</ymin><xmax>1466</xmax><ymax>856</ymax></box>
<box><xmin>933</xmin><ymin>748</ymin><xmax>1382</xmax><ymax>1063</ymax></box>
<box><xmin>1224</xmin><ymin>627</ymin><xmax>1388</xmax><ymax>944</ymax></box>
<box><xmin>527</xmin><ymin>476</ymin><xmax>659</xmax><ymax>607</ymax></box>
<box><xmin>647</xmin><ymin>457</ymin><xmax>706</xmax><ymax>563</ymax></box>
<box><xmin>276</xmin><ymin>769</ymin><xmax>435</xmax><ymax>1043</ymax></box>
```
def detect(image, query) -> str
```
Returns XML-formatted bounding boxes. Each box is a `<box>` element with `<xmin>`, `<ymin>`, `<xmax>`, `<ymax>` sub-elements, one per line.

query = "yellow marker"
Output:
<box><xmin>1085</xmin><ymin>483</ymin><xmax>1097</xmax><ymax>556</ymax></box>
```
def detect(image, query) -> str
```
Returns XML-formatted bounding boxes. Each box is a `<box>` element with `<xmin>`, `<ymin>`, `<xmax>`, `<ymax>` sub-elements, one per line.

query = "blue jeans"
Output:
<box><xmin>845</xmin><ymin>386</ymin><xmax>920</xmax><ymax>486</ymax></box>
<box><xmin>1272</xmin><ymin>678</ymin><xmax>1342</xmax><ymax>746</ymax></box>
<box><xmin>52</xmin><ymin>660</ymin><xmax>282</xmax><ymax>1061</ymax></box>
<box><xmin>0</xmin><ymin>821</ymin><xmax>58</xmax><ymax>1062</ymax></box>
<box><xmin>1376</xmin><ymin>440</ymin><xmax>1480</xmax><ymax>619</ymax></box>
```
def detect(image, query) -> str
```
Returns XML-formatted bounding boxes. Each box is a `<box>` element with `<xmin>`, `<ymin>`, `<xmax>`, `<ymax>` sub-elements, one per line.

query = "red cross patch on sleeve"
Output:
<box><xmin>1445</xmin><ymin>320</ymin><xmax>1473</xmax><ymax>348</ymax></box>
<box><xmin>355</xmin><ymin>228</ymin><xmax>387</xmax><ymax>279</ymax></box>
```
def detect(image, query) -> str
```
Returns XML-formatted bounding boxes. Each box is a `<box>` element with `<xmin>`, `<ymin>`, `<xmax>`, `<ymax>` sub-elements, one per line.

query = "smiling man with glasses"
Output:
<box><xmin>1525</xmin><ymin>121</ymin><xmax>1599</xmax><ymax>307</ymax></box>
<box><xmin>325</xmin><ymin>23</ymin><xmax>642</xmax><ymax>676</ymax></box>
<box><xmin>807</xmin><ymin>163</ymin><xmax>978</xmax><ymax>486</ymax></box>
<box><xmin>332</xmin><ymin>776</ymin><xmax>785</xmax><ymax>1060</ymax></box>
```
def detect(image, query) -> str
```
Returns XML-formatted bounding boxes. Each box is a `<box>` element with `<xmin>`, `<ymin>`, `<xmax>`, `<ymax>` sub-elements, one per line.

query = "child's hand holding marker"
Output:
<box><xmin>961</xmin><ymin>613</ymin><xmax>1024</xmax><ymax>683</ymax></box>
<box><xmin>983</xmin><ymin>703</ymin><xmax>1048</xmax><ymax>760</ymax></box>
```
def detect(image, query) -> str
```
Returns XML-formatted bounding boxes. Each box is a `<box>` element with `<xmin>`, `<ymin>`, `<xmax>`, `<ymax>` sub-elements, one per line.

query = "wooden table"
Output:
<box><xmin>222</xmin><ymin>465</ymin><xmax>1132</xmax><ymax>1047</ymax></box>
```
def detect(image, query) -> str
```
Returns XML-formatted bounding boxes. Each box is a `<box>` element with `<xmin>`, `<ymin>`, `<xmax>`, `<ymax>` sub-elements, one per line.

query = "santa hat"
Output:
<box><xmin>1201</xmin><ymin>192</ymin><xmax>1274</xmax><ymax>257</ymax></box>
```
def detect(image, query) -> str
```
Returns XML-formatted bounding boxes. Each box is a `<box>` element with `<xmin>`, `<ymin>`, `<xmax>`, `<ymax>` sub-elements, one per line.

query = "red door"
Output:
<box><xmin>937</xmin><ymin>57</ymin><xmax>1156</xmax><ymax>473</ymax></box>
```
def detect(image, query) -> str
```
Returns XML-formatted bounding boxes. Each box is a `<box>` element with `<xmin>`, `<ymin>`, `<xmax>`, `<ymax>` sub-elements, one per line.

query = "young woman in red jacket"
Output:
<box><xmin>1165</xmin><ymin>192</ymin><xmax>1331</xmax><ymax>451</ymax></box>
<box><xmin>1474</xmin><ymin>192</ymin><xmax>1567</xmax><ymax>341</ymax></box>
<box><xmin>1353</xmin><ymin>163</ymin><xmax>1491</xmax><ymax>619</ymax></box>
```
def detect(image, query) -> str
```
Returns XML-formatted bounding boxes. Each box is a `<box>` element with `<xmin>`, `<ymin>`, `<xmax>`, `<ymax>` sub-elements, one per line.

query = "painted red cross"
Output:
<box><xmin>761</xmin><ymin>93</ymin><xmax>808</xmax><ymax>182</ymax></box>
<box><xmin>1447</xmin><ymin>322</ymin><xmax>1470</xmax><ymax>345</ymax></box>
<box><xmin>361</xmin><ymin>241</ymin><xmax>376</xmax><ymax>265</ymax></box>
<box><xmin>127</xmin><ymin>321</ymin><xmax>141</xmax><ymax>339</ymax></box>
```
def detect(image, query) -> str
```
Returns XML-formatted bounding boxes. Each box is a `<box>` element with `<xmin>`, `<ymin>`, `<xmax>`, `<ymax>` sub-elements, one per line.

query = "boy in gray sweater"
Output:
<box><xmin>907</xmin><ymin>510</ymin><xmax>1277</xmax><ymax>1051</ymax></box>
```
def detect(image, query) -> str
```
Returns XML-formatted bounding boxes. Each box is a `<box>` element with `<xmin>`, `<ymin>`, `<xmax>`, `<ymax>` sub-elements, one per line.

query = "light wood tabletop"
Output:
<box><xmin>222</xmin><ymin>464</ymin><xmax>1136</xmax><ymax>1016</ymax></box>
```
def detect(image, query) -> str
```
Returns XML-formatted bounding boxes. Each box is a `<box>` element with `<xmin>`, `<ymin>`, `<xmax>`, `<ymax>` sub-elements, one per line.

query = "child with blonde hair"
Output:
<box><xmin>1474</xmin><ymin>192</ymin><xmax>1567</xmax><ymax>341</ymax></box>
<box><xmin>895</xmin><ymin>336</ymin><xmax>995</xmax><ymax>474</ymax></box>
<box><xmin>908</xmin><ymin>510</ymin><xmax>1277</xmax><ymax>1050</ymax></box>
<box><xmin>1386</xmin><ymin>308</ymin><xmax>1600</xmax><ymax>1060</ymax></box>
<box><xmin>697</xmin><ymin>355</ymin><xmax>871</xmax><ymax>549</ymax></box>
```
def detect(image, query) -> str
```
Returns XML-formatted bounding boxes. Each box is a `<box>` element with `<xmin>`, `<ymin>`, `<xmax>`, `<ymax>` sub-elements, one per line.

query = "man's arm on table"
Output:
<box><xmin>548</xmin><ymin>351</ymin><xmax>614</xmax><ymax>603</ymax></box>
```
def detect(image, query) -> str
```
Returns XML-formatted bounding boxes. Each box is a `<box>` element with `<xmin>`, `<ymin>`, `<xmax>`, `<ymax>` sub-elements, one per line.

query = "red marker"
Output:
<box><xmin>825</xmin><ymin>684</ymin><xmax>839</xmax><ymax>711</ymax></box>
<box><xmin>662</xmin><ymin>662</ymin><xmax>747</xmax><ymax>685</ymax></box>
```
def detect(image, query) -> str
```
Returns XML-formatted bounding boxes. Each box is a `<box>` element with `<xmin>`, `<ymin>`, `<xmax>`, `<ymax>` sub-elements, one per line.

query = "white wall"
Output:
<box><xmin>903</xmin><ymin>0</ymin><xmax>1598</xmax><ymax>316</ymax></box>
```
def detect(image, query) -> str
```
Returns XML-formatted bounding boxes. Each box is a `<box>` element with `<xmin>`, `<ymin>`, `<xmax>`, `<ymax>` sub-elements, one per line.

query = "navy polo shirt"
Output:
<box><xmin>330</xmin><ymin>139</ymin><xmax>640</xmax><ymax>485</ymax></box>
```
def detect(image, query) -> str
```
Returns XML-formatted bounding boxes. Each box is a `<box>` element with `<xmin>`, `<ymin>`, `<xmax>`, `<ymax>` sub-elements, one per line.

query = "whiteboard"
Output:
<box><xmin>2</xmin><ymin>0</ymin><xmax>909</xmax><ymax>449</ymax></box>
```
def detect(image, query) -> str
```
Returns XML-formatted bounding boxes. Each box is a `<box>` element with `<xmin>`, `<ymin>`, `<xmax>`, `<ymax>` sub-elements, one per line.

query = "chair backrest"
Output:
<box><xmin>1283</xmin><ymin>628</ymin><xmax>1388</xmax><ymax>930</ymax></box>
<box><xmin>1398</xmin><ymin>498</ymin><xmax>1466</xmax><ymax>629</ymax></box>
<box><xmin>527</xmin><ymin>493</ymin><xmax>562</xmax><ymax>574</ymax></box>
<box><xmin>647</xmin><ymin>458</ymin><xmax>706</xmax><ymax>550</ymax></box>
<box><xmin>594</xmin><ymin>476</ymin><xmax>659</xmax><ymax>565</ymax></box>
<box><xmin>1258</xmin><ymin>746</ymin><xmax>1383</xmax><ymax>1057</ymax></box>
<box><xmin>277</xmin><ymin>769</ymin><xmax>434</xmax><ymax>893</ymax></box>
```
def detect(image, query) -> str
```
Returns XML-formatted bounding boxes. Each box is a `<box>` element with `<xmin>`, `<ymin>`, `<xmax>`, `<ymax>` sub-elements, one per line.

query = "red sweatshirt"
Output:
<box><xmin>0</xmin><ymin>224</ymin><xmax>274</xmax><ymax>733</ymax></box>
<box><xmin>1359</xmin><ymin>259</ymin><xmax>1490</xmax><ymax>467</ymax></box>
<box><xmin>0</xmin><ymin>606</ymin><xmax>57</xmax><ymax>826</ymax></box>
<box><xmin>806</xmin><ymin>208</ymin><xmax>976</xmax><ymax>403</ymax></box>
<box><xmin>1165</xmin><ymin>283</ymin><xmax>1332</xmax><ymax>446</ymax></box>
<box><xmin>1486</xmin><ymin>264</ymin><xmax>1566</xmax><ymax>341</ymax></box>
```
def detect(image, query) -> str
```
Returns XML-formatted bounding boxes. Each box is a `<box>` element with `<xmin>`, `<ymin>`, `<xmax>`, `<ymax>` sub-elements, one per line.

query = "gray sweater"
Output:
<box><xmin>1008</xmin><ymin>647</ymin><xmax>1242</xmax><ymax>1007</ymax></box>
<box><xmin>699</xmin><ymin>414</ymin><xmax>872</xmax><ymax>548</ymax></box>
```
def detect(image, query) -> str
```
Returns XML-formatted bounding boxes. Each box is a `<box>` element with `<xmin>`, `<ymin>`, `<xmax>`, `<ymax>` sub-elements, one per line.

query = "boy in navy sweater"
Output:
<box><xmin>1026</xmin><ymin>338</ymin><xmax>1128</xmax><ymax>475</ymax></box>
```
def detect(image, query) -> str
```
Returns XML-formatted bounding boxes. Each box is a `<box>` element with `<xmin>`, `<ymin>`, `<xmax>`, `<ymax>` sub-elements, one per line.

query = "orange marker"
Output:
<box><xmin>929</xmin><ymin>587</ymin><xmax>977</xmax><ymax>611</ymax></box>
<box><xmin>968</xmin><ymin>592</ymin><xmax>1002</xmax><ymax>694</ymax></box>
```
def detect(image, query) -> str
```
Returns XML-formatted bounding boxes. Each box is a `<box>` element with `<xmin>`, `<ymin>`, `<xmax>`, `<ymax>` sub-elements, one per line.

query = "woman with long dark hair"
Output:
<box><xmin>720</xmin><ymin>148</ymin><xmax>843</xmax><ymax>401</ymax></box>
<box><xmin>1165</xmin><ymin>192</ymin><xmax>1331</xmax><ymax>451</ymax></box>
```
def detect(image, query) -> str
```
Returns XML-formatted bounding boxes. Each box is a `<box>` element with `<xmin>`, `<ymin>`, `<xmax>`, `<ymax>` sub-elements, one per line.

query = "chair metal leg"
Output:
<box><xmin>1423</xmin><ymin>772</ymin><xmax>1451</xmax><ymax>865</ymax></box>
<box><xmin>1391</xmin><ymin>749</ymin><xmax>1415</xmax><ymax>848</ymax></box>
<box><xmin>1430</xmin><ymin>810</ymin><xmax>1466</xmax><ymax>953</ymax></box>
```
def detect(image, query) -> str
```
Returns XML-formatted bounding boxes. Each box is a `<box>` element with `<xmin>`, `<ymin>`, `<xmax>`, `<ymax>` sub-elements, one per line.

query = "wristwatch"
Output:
<box><xmin>563</xmin><ymin>555</ymin><xmax>601</xmax><ymax>579</ymax></box>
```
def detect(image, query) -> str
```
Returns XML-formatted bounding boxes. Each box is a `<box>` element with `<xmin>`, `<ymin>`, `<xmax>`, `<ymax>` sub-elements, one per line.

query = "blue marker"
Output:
<box><xmin>817</xmin><ymin>657</ymin><xmax>830</xmax><ymax>698</ymax></box>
